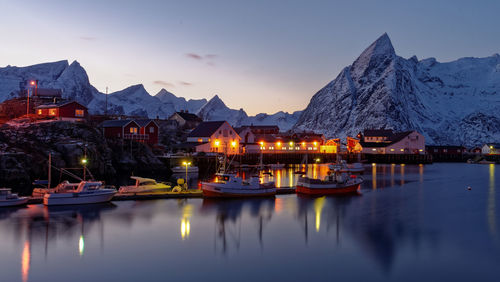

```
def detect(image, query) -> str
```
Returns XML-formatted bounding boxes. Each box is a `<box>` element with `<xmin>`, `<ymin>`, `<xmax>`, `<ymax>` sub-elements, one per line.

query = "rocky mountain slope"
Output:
<box><xmin>294</xmin><ymin>33</ymin><xmax>500</xmax><ymax>146</ymax></box>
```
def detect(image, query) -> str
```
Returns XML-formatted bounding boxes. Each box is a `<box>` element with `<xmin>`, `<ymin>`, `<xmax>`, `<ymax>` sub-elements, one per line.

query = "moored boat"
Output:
<box><xmin>296</xmin><ymin>169</ymin><xmax>363</xmax><ymax>195</ymax></box>
<box><xmin>0</xmin><ymin>188</ymin><xmax>29</xmax><ymax>207</ymax></box>
<box><xmin>201</xmin><ymin>174</ymin><xmax>276</xmax><ymax>198</ymax></box>
<box><xmin>118</xmin><ymin>176</ymin><xmax>172</xmax><ymax>194</ymax></box>
<box><xmin>43</xmin><ymin>181</ymin><xmax>116</xmax><ymax>206</ymax></box>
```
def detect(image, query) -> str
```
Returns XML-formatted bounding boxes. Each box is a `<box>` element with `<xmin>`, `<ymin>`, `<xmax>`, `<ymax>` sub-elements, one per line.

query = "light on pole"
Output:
<box><xmin>182</xmin><ymin>161</ymin><xmax>191</xmax><ymax>189</ymax></box>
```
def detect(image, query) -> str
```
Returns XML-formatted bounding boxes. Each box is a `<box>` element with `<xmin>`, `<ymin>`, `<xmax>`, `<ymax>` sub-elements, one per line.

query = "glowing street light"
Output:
<box><xmin>231</xmin><ymin>141</ymin><xmax>237</xmax><ymax>148</ymax></box>
<box><xmin>182</xmin><ymin>161</ymin><xmax>191</xmax><ymax>188</ymax></box>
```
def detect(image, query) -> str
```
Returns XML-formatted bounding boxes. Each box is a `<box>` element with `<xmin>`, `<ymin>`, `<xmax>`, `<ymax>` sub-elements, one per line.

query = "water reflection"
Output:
<box><xmin>0</xmin><ymin>164</ymin><xmax>498</xmax><ymax>282</ymax></box>
<box><xmin>488</xmin><ymin>164</ymin><xmax>496</xmax><ymax>241</ymax></box>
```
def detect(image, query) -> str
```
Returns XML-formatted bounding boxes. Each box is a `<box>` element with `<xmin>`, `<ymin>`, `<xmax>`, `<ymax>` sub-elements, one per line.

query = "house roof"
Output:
<box><xmin>100</xmin><ymin>120</ymin><xmax>138</xmax><ymax>128</ymax></box>
<box><xmin>175</xmin><ymin>112</ymin><xmax>202</xmax><ymax>122</ymax></box>
<box><xmin>485</xmin><ymin>143</ymin><xmax>500</xmax><ymax>148</ymax></box>
<box><xmin>36</xmin><ymin>100</ymin><xmax>87</xmax><ymax>109</ymax></box>
<box><xmin>187</xmin><ymin>121</ymin><xmax>227</xmax><ymax>137</ymax></box>
<box><xmin>360</xmin><ymin>131</ymin><xmax>415</xmax><ymax>148</ymax></box>
<box><xmin>363</xmin><ymin>129</ymin><xmax>394</xmax><ymax>137</ymax></box>
<box><xmin>135</xmin><ymin>119</ymin><xmax>158</xmax><ymax>127</ymax></box>
<box><xmin>235</xmin><ymin>125</ymin><xmax>280</xmax><ymax>134</ymax></box>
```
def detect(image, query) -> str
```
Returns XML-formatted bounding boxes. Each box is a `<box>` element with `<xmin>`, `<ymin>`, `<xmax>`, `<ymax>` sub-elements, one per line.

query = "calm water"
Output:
<box><xmin>1</xmin><ymin>163</ymin><xmax>499</xmax><ymax>282</ymax></box>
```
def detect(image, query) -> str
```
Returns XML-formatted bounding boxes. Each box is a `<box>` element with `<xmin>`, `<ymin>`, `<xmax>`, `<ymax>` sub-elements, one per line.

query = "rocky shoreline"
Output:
<box><xmin>0</xmin><ymin>121</ymin><xmax>171</xmax><ymax>195</ymax></box>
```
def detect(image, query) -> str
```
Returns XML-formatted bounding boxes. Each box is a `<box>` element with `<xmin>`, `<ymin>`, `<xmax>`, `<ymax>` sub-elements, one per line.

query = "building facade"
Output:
<box><xmin>36</xmin><ymin>101</ymin><xmax>88</xmax><ymax>121</ymax></box>
<box><xmin>187</xmin><ymin>121</ymin><xmax>241</xmax><ymax>154</ymax></box>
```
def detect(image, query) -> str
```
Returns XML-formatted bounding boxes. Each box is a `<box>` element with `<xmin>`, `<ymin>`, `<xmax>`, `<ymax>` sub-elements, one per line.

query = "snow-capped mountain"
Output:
<box><xmin>294</xmin><ymin>33</ymin><xmax>500</xmax><ymax>146</ymax></box>
<box><xmin>197</xmin><ymin>95</ymin><xmax>301</xmax><ymax>131</ymax></box>
<box><xmin>0</xmin><ymin>60</ymin><xmax>300</xmax><ymax>128</ymax></box>
<box><xmin>154</xmin><ymin>89</ymin><xmax>207</xmax><ymax>114</ymax></box>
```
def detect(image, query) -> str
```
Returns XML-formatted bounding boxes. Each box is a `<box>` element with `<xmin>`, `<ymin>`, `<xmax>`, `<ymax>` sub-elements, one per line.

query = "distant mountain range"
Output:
<box><xmin>1</xmin><ymin>33</ymin><xmax>499</xmax><ymax>145</ymax></box>
<box><xmin>294</xmin><ymin>33</ymin><xmax>500</xmax><ymax>146</ymax></box>
<box><xmin>0</xmin><ymin>61</ymin><xmax>300</xmax><ymax>130</ymax></box>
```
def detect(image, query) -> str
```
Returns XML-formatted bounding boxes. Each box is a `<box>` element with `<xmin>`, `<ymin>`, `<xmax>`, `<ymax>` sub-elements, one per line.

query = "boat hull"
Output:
<box><xmin>0</xmin><ymin>197</ymin><xmax>29</xmax><ymax>207</ymax></box>
<box><xmin>201</xmin><ymin>183</ymin><xmax>276</xmax><ymax>198</ymax></box>
<box><xmin>296</xmin><ymin>179</ymin><xmax>362</xmax><ymax>195</ymax></box>
<box><xmin>43</xmin><ymin>190</ymin><xmax>116</xmax><ymax>206</ymax></box>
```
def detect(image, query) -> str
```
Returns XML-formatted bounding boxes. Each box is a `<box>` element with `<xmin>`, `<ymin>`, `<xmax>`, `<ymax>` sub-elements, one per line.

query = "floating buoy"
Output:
<box><xmin>467</xmin><ymin>186</ymin><xmax>472</xmax><ymax>190</ymax></box>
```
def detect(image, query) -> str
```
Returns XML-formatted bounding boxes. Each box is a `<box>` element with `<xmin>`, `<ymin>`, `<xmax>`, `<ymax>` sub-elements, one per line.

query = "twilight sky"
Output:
<box><xmin>1</xmin><ymin>0</ymin><xmax>499</xmax><ymax>115</ymax></box>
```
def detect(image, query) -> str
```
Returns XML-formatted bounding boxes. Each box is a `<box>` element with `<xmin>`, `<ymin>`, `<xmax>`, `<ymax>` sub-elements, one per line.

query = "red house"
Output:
<box><xmin>35</xmin><ymin>101</ymin><xmax>88</xmax><ymax>121</ymax></box>
<box><xmin>100</xmin><ymin>119</ymin><xmax>159</xmax><ymax>145</ymax></box>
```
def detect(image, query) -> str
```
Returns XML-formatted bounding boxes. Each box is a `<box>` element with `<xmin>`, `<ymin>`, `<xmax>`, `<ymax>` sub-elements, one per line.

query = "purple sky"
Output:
<box><xmin>1</xmin><ymin>0</ymin><xmax>499</xmax><ymax>115</ymax></box>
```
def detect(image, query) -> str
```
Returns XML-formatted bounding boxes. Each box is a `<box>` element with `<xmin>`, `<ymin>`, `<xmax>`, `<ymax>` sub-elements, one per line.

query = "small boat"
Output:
<box><xmin>171</xmin><ymin>166</ymin><xmax>199</xmax><ymax>174</ymax></box>
<box><xmin>296</xmin><ymin>169</ymin><xmax>363</xmax><ymax>195</ymax></box>
<box><xmin>119</xmin><ymin>176</ymin><xmax>171</xmax><ymax>194</ymax></box>
<box><xmin>347</xmin><ymin>162</ymin><xmax>365</xmax><ymax>173</ymax></box>
<box><xmin>201</xmin><ymin>174</ymin><xmax>276</xmax><ymax>198</ymax></box>
<box><xmin>43</xmin><ymin>181</ymin><xmax>116</xmax><ymax>206</ymax></box>
<box><xmin>0</xmin><ymin>188</ymin><xmax>29</xmax><ymax>207</ymax></box>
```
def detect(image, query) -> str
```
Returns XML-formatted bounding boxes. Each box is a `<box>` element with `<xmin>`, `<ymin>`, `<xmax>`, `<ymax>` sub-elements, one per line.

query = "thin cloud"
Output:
<box><xmin>154</xmin><ymin>80</ymin><xmax>175</xmax><ymax>87</ymax></box>
<box><xmin>186</xmin><ymin>53</ymin><xmax>203</xmax><ymax>60</ymax></box>
<box><xmin>206</xmin><ymin>61</ymin><xmax>216</xmax><ymax>67</ymax></box>
<box><xmin>178</xmin><ymin>81</ymin><xmax>193</xmax><ymax>86</ymax></box>
<box><xmin>80</xmin><ymin>36</ymin><xmax>97</xmax><ymax>41</ymax></box>
<box><xmin>205</xmin><ymin>54</ymin><xmax>217</xmax><ymax>59</ymax></box>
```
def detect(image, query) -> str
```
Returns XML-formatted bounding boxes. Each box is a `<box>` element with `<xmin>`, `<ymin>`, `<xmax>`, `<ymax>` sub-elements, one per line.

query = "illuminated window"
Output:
<box><xmin>198</xmin><ymin>138</ymin><xmax>203</xmax><ymax>142</ymax></box>
<box><xmin>372</xmin><ymin>148</ymin><xmax>376</xmax><ymax>151</ymax></box>
<box><xmin>130</xmin><ymin>127</ymin><xmax>138</xmax><ymax>134</ymax></box>
<box><xmin>295</xmin><ymin>147</ymin><xmax>300</xmax><ymax>150</ymax></box>
<box><xmin>37</xmin><ymin>109</ymin><xmax>42</xmax><ymax>115</ymax></box>
<box><xmin>308</xmin><ymin>147</ymin><xmax>312</xmax><ymax>150</ymax></box>
<box><xmin>75</xmin><ymin>109</ymin><xmax>84</xmax><ymax>117</ymax></box>
<box><xmin>400</xmin><ymin>149</ymin><xmax>404</xmax><ymax>152</ymax></box>
<box><xmin>282</xmin><ymin>147</ymin><xmax>287</xmax><ymax>150</ymax></box>
<box><xmin>390</xmin><ymin>149</ymin><xmax>394</xmax><ymax>151</ymax></box>
<box><xmin>49</xmin><ymin>109</ymin><xmax>57</xmax><ymax>116</ymax></box>
<box><xmin>313</xmin><ymin>147</ymin><xmax>317</xmax><ymax>150</ymax></box>
<box><xmin>149</xmin><ymin>127</ymin><xmax>154</xmax><ymax>133</ymax></box>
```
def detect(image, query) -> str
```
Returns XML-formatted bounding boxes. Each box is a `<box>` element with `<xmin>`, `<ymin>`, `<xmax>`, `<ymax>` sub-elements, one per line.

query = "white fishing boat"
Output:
<box><xmin>202</xmin><ymin>174</ymin><xmax>276</xmax><ymax>198</ymax></box>
<box><xmin>119</xmin><ymin>176</ymin><xmax>172</xmax><ymax>194</ymax></box>
<box><xmin>171</xmin><ymin>166</ymin><xmax>199</xmax><ymax>174</ymax></box>
<box><xmin>0</xmin><ymin>188</ymin><xmax>29</xmax><ymax>207</ymax></box>
<box><xmin>296</xmin><ymin>169</ymin><xmax>363</xmax><ymax>195</ymax></box>
<box><xmin>43</xmin><ymin>181</ymin><xmax>116</xmax><ymax>206</ymax></box>
<box><xmin>347</xmin><ymin>162</ymin><xmax>365</xmax><ymax>173</ymax></box>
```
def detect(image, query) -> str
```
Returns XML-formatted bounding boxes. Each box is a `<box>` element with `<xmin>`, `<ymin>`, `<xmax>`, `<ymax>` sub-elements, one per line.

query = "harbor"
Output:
<box><xmin>1</xmin><ymin>163</ymin><xmax>498</xmax><ymax>282</ymax></box>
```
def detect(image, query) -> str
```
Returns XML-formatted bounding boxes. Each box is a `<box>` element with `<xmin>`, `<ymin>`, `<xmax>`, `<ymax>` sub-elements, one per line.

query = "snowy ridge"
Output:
<box><xmin>197</xmin><ymin>95</ymin><xmax>301</xmax><ymax>131</ymax></box>
<box><xmin>0</xmin><ymin>60</ymin><xmax>301</xmax><ymax>129</ymax></box>
<box><xmin>294</xmin><ymin>33</ymin><xmax>500</xmax><ymax>146</ymax></box>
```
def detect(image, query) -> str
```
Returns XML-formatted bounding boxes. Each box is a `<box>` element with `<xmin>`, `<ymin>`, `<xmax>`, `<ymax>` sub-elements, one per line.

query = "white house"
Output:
<box><xmin>360</xmin><ymin>130</ymin><xmax>425</xmax><ymax>154</ymax></box>
<box><xmin>482</xmin><ymin>143</ymin><xmax>500</xmax><ymax>155</ymax></box>
<box><xmin>187</xmin><ymin>121</ymin><xmax>241</xmax><ymax>154</ymax></box>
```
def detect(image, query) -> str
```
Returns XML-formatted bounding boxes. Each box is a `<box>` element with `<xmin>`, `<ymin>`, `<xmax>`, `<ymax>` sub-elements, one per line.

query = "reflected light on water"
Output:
<box><xmin>274</xmin><ymin>197</ymin><xmax>283</xmax><ymax>214</ymax></box>
<box><xmin>390</xmin><ymin>164</ymin><xmax>395</xmax><ymax>187</ymax></box>
<box><xmin>314</xmin><ymin>197</ymin><xmax>326</xmax><ymax>232</ymax></box>
<box><xmin>400</xmin><ymin>164</ymin><xmax>405</xmax><ymax>186</ymax></box>
<box><xmin>275</xmin><ymin>170</ymin><xmax>281</xmax><ymax>188</ymax></box>
<box><xmin>488</xmin><ymin>164</ymin><xmax>496</xmax><ymax>240</ymax></box>
<box><xmin>419</xmin><ymin>164</ymin><xmax>424</xmax><ymax>183</ymax></box>
<box><xmin>372</xmin><ymin>163</ymin><xmax>377</xmax><ymax>190</ymax></box>
<box><xmin>181</xmin><ymin>204</ymin><xmax>193</xmax><ymax>240</ymax></box>
<box><xmin>22</xmin><ymin>240</ymin><xmax>30</xmax><ymax>282</ymax></box>
<box><xmin>79</xmin><ymin>235</ymin><xmax>84</xmax><ymax>256</ymax></box>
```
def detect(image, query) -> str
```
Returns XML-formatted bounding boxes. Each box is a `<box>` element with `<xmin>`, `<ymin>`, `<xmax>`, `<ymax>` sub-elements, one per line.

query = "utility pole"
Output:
<box><xmin>105</xmin><ymin>86</ymin><xmax>108</xmax><ymax>117</ymax></box>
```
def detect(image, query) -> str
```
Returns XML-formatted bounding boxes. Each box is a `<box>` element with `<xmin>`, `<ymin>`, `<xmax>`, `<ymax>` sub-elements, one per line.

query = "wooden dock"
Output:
<box><xmin>112</xmin><ymin>190</ymin><xmax>203</xmax><ymax>201</ymax></box>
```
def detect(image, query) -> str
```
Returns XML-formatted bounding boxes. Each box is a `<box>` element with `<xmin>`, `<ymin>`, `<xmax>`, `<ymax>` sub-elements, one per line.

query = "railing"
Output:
<box><xmin>123</xmin><ymin>134</ymin><xmax>149</xmax><ymax>140</ymax></box>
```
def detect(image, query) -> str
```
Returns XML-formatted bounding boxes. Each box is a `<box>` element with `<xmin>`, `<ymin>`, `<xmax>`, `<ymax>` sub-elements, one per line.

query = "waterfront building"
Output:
<box><xmin>186</xmin><ymin>121</ymin><xmax>240</xmax><ymax>154</ymax></box>
<box><xmin>100</xmin><ymin>119</ymin><xmax>159</xmax><ymax>145</ymax></box>
<box><xmin>426</xmin><ymin>145</ymin><xmax>467</xmax><ymax>155</ymax></box>
<box><xmin>360</xmin><ymin>130</ymin><xmax>425</xmax><ymax>154</ymax></box>
<box><xmin>482</xmin><ymin>143</ymin><xmax>500</xmax><ymax>155</ymax></box>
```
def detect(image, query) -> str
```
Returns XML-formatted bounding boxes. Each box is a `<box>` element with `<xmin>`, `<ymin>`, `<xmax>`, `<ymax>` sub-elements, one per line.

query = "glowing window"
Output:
<box><xmin>75</xmin><ymin>109</ymin><xmax>84</xmax><ymax>117</ymax></box>
<box><xmin>49</xmin><ymin>109</ymin><xmax>57</xmax><ymax>116</ymax></box>
<box><xmin>37</xmin><ymin>109</ymin><xmax>42</xmax><ymax>115</ymax></box>
<box><xmin>130</xmin><ymin>127</ymin><xmax>138</xmax><ymax>134</ymax></box>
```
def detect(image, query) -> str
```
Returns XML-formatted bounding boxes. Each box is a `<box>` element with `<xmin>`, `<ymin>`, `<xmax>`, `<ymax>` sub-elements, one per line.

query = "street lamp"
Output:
<box><xmin>182</xmin><ymin>161</ymin><xmax>191</xmax><ymax>188</ymax></box>
<box><xmin>81</xmin><ymin>158</ymin><xmax>88</xmax><ymax>180</ymax></box>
